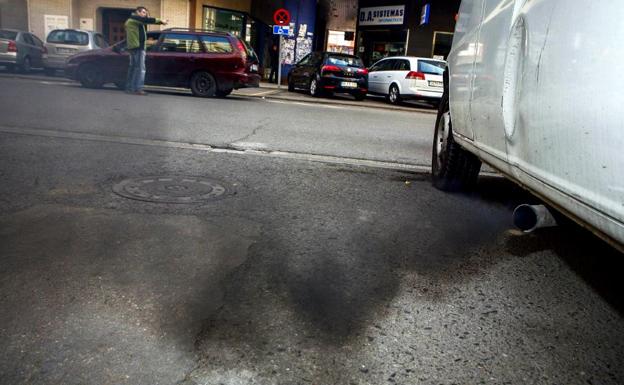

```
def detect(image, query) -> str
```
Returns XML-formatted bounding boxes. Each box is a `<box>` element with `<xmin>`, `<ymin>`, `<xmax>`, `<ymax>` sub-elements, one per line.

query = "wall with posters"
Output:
<box><xmin>280</xmin><ymin>0</ymin><xmax>315</xmax><ymax>79</ymax></box>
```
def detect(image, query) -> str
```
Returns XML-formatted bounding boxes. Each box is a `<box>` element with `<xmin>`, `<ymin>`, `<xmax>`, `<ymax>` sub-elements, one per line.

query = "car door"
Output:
<box><xmin>150</xmin><ymin>33</ymin><xmax>201</xmax><ymax>86</ymax></box>
<box><xmin>30</xmin><ymin>34</ymin><xmax>46</xmax><ymax>68</ymax></box>
<box><xmin>20</xmin><ymin>33</ymin><xmax>43</xmax><ymax>68</ymax></box>
<box><xmin>367</xmin><ymin>60</ymin><xmax>386</xmax><ymax>93</ymax></box>
<box><xmin>378</xmin><ymin>59</ymin><xmax>396</xmax><ymax>95</ymax></box>
<box><xmin>197</xmin><ymin>34</ymin><xmax>238</xmax><ymax>87</ymax></box>
<box><xmin>290</xmin><ymin>54</ymin><xmax>311</xmax><ymax>87</ymax></box>
<box><xmin>392</xmin><ymin>59</ymin><xmax>411</xmax><ymax>92</ymax></box>
<box><xmin>447</xmin><ymin>0</ymin><xmax>487</xmax><ymax>141</ymax></box>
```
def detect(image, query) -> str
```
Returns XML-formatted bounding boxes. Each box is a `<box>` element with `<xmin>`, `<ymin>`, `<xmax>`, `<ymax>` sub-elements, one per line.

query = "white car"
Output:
<box><xmin>432</xmin><ymin>0</ymin><xmax>624</xmax><ymax>251</ymax></box>
<box><xmin>367</xmin><ymin>56</ymin><xmax>445</xmax><ymax>105</ymax></box>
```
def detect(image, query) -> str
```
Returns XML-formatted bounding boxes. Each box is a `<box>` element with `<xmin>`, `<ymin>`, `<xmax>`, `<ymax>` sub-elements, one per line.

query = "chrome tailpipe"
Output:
<box><xmin>513</xmin><ymin>204</ymin><xmax>558</xmax><ymax>233</ymax></box>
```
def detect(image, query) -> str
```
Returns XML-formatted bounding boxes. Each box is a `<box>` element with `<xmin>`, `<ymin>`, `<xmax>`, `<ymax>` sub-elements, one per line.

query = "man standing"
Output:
<box><xmin>124</xmin><ymin>6</ymin><xmax>167</xmax><ymax>95</ymax></box>
<box><xmin>268</xmin><ymin>43</ymin><xmax>279</xmax><ymax>84</ymax></box>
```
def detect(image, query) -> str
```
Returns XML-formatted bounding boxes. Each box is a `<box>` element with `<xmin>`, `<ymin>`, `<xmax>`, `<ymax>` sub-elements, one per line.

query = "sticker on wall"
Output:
<box><xmin>44</xmin><ymin>15</ymin><xmax>68</xmax><ymax>36</ymax></box>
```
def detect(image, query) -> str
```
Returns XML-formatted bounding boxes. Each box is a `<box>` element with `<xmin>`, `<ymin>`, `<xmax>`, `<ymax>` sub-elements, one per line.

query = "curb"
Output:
<box><xmin>0</xmin><ymin>72</ymin><xmax>437</xmax><ymax>114</ymax></box>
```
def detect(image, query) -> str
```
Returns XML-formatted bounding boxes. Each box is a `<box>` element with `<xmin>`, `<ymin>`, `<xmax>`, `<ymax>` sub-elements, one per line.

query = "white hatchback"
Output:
<box><xmin>367</xmin><ymin>56</ymin><xmax>445</xmax><ymax>105</ymax></box>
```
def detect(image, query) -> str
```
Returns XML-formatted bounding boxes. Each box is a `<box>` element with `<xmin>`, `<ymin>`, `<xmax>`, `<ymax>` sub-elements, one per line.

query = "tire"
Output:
<box><xmin>309</xmin><ymin>77</ymin><xmax>322</xmax><ymax>97</ymax></box>
<box><xmin>431</xmin><ymin>92</ymin><xmax>482</xmax><ymax>191</ymax></box>
<box><xmin>78</xmin><ymin>64</ymin><xmax>104</xmax><ymax>88</ymax></box>
<box><xmin>44</xmin><ymin>68</ymin><xmax>56</xmax><ymax>76</ymax></box>
<box><xmin>353</xmin><ymin>92</ymin><xmax>366</xmax><ymax>101</ymax></box>
<box><xmin>388</xmin><ymin>84</ymin><xmax>401</xmax><ymax>105</ymax></box>
<box><xmin>216</xmin><ymin>88</ymin><xmax>232</xmax><ymax>98</ymax></box>
<box><xmin>19</xmin><ymin>56</ymin><xmax>31</xmax><ymax>74</ymax></box>
<box><xmin>287</xmin><ymin>76</ymin><xmax>294</xmax><ymax>92</ymax></box>
<box><xmin>190</xmin><ymin>71</ymin><xmax>216</xmax><ymax>97</ymax></box>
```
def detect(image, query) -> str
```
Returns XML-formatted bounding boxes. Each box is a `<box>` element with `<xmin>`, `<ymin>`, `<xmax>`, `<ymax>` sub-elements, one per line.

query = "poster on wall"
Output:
<box><xmin>359</xmin><ymin>5</ymin><xmax>405</xmax><ymax>26</ymax></box>
<box><xmin>295</xmin><ymin>23</ymin><xmax>313</xmax><ymax>63</ymax></box>
<box><xmin>44</xmin><ymin>15</ymin><xmax>69</xmax><ymax>36</ymax></box>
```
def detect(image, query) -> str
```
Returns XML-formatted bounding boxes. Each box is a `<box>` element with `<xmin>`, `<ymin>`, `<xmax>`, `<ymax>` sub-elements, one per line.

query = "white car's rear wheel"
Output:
<box><xmin>388</xmin><ymin>84</ymin><xmax>401</xmax><ymax>104</ymax></box>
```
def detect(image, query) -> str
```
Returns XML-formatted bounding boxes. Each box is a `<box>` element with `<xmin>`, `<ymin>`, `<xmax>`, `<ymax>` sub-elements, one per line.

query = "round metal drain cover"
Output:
<box><xmin>113</xmin><ymin>176</ymin><xmax>230</xmax><ymax>203</ymax></box>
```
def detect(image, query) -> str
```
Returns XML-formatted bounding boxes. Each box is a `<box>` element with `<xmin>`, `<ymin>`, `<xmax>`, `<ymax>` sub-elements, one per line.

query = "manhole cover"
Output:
<box><xmin>113</xmin><ymin>176</ymin><xmax>231</xmax><ymax>203</ymax></box>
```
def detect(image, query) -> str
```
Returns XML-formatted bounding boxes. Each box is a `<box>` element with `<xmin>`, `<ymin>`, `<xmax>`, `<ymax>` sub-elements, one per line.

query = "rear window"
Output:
<box><xmin>327</xmin><ymin>54</ymin><xmax>364</xmax><ymax>68</ymax></box>
<box><xmin>241</xmin><ymin>40</ymin><xmax>258</xmax><ymax>61</ymax></box>
<box><xmin>199</xmin><ymin>35</ymin><xmax>232</xmax><ymax>53</ymax></box>
<box><xmin>417</xmin><ymin>60</ymin><xmax>445</xmax><ymax>75</ymax></box>
<box><xmin>0</xmin><ymin>30</ymin><xmax>18</xmax><ymax>40</ymax></box>
<box><xmin>47</xmin><ymin>30</ymin><xmax>89</xmax><ymax>46</ymax></box>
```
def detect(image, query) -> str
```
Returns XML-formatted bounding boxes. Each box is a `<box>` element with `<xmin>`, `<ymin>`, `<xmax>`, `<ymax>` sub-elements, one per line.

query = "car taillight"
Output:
<box><xmin>357</xmin><ymin>68</ymin><xmax>368</xmax><ymax>75</ymax></box>
<box><xmin>406</xmin><ymin>71</ymin><xmax>425</xmax><ymax>80</ymax></box>
<box><xmin>321</xmin><ymin>65</ymin><xmax>341</xmax><ymax>74</ymax></box>
<box><xmin>7</xmin><ymin>40</ymin><xmax>17</xmax><ymax>53</ymax></box>
<box><xmin>236</xmin><ymin>40</ymin><xmax>247</xmax><ymax>61</ymax></box>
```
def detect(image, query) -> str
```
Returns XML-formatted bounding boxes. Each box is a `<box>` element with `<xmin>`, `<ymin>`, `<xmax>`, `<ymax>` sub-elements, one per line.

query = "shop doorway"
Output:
<box><xmin>432</xmin><ymin>31</ymin><xmax>453</xmax><ymax>59</ymax></box>
<box><xmin>101</xmin><ymin>8</ymin><xmax>132</xmax><ymax>44</ymax></box>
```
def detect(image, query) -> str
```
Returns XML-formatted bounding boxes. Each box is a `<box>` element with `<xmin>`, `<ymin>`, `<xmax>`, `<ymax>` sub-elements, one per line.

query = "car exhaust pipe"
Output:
<box><xmin>513</xmin><ymin>204</ymin><xmax>558</xmax><ymax>233</ymax></box>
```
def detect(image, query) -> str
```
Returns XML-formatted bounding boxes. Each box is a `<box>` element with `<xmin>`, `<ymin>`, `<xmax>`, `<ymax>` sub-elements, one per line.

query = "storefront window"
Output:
<box><xmin>203</xmin><ymin>6</ymin><xmax>245</xmax><ymax>37</ymax></box>
<box><xmin>327</xmin><ymin>30</ymin><xmax>355</xmax><ymax>55</ymax></box>
<box><xmin>371</xmin><ymin>42</ymin><xmax>405</xmax><ymax>63</ymax></box>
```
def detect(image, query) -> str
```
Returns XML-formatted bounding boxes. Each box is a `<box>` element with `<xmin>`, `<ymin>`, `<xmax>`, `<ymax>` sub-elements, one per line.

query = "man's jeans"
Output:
<box><xmin>126</xmin><ymin>49</ymin><xmax>146</xmax><ymax>92</ymax></box>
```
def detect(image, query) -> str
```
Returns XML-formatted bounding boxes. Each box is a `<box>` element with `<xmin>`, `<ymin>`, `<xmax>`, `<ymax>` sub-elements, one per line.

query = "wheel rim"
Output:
<box><xmin>84</xmin><ymin>67</ymin><xmax>98</xmax><ymax>84</ymax></box>
<box><xmin>389</xmin><ymin>87</ymin><xmax>398</xmax><ymax>103</ymax></box>
<box><xmin>435</xmin><ymin>111</ymin><xmax>451</xmax><ymax>170</ymax></box>
<box><xmin>195</xmin><ymin>74</ymin><xmax>213</xmax><ymax>95</ymax></box>
<box><xmin>310</xmin><ymin>79</ymin><xmax>317</xmax><ymax>95</ymax></box>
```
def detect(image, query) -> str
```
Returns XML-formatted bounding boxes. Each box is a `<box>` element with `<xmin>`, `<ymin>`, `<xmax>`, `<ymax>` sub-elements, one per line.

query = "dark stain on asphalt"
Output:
<box><xmin>188</xmin><ymin>170</ymin><xmax>524</xmax><ymax>383</ymax></box>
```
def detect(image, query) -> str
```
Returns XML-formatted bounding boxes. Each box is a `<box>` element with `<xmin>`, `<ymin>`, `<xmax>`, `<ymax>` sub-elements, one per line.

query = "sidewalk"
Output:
<box><xmin>0</xmin><ymin>71</ymin><xmax>437</xmax><ymax>114</ymax></box>
<box><xmin>233</xmin><ymin>81</ymin><xmax>438</xmax><ymax>113</ymax></box>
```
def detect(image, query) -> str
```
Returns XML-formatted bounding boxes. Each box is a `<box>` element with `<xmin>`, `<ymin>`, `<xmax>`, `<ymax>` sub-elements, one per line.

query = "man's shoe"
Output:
<box><xmin>133</xmin><ymin>90</ymin><xmax>148</xmax><ymax>95</ymax></box>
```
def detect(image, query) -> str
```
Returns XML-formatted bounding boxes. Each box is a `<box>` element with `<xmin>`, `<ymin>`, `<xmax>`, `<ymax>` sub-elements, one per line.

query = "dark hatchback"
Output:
<box><xmin>65</xmin><ymin>28</ymin><xmax>260</xmax><ymax>97</ymax></box>
<box><xmin>288</xmin><ymin>52</ymin><xmax>368</xmax><ymax>100</ymax></box>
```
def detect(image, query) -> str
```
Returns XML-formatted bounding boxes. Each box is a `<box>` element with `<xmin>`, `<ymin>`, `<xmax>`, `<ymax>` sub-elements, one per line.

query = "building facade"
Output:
<box><xmin>356</xmin><ymin>0</ymin><xmax>460</xmax><ymax>66</ymax></box>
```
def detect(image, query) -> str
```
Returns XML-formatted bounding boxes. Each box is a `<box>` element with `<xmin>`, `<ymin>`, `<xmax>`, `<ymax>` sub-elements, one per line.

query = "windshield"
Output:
<box><xmin>418</xmin><ymin>60</ymin><xmax>446</xmax><ymax>75</ymax></box>
<box><xmin>327</xmin><ymin>54</ymin><xmax>364</xmax><ymax>68</ymax></box>
<box><xmin>0</xmin><ymin>30</ymin><xmax>18</xmax><ymax>40</ymax></box>
<box><xmin>47</xmin><ymin>30</ymin><xmax>89</xmax><ymax>46</ymax></box>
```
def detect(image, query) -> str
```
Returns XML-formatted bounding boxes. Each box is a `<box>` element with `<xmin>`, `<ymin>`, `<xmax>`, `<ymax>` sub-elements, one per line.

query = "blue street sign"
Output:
<box><xmin>420</xmin><ymin>3</ymin><xmax>430</xmax><ymax>25</ymax></box>
<box><xmin>273</xmin><ymin>25</ymin><xmax>290</xmax><ymax>35</ymax></box>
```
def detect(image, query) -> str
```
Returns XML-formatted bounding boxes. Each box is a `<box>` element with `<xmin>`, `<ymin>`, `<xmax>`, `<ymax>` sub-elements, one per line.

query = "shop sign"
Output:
<box><xmin>359</xmin><ymin>5</ymin><xmax>405</xmax><ymax>26</ymax></box>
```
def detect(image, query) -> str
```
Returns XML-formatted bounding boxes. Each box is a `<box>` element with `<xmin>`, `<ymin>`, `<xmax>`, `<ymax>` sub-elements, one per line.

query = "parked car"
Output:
<box><xmin>0</xmin><ymin>29</ymin><xmax>46</xmax><ymax>73</ymax></box>
<box><xmin>288</xmin><ymin>52</ymin><xmax>368</xmax><ymax>100</ymax></box>
<box><xmin>44</xmin><ymin>29</ymin><xmax>108</xmax><ymax>75</ymax></box>
<box><xmin>65</xmin><ymin>28</ymin><xmax>260</xmax><ymax>97</ymax></box>
<box><xmin>432</xmin><ymin>0</ymin><xmax>624</xmax><ymax>251</ymax></box>
<box><xmin>368</xmin><ymin>56</ymin><xmax>445</xmax><ymax>106</ymax></box>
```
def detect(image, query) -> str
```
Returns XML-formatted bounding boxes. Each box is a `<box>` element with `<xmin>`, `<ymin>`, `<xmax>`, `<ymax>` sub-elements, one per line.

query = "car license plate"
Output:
<box><xmin>250</xmin><ymin>64</ymin><xmax>258</xmax><ymax>72</ymax></box>
<box><xmin>57</xmin><ymin>47</ymin><xmax>76</xmax><ymax>54</ymax></box>
<box><xmin>429</xmin><ymin>81</ymin><xmax>443</xmax><ymax>88</ymax></box>
<box><xmin>341</xmin><ymin>81</ymin><xmax>357</xmax><ymax>88</ymax></box>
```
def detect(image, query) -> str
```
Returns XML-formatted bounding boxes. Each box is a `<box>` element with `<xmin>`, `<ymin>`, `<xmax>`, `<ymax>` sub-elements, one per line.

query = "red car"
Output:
<box><xmin>65</xmin><ymin>28</ymin><xmax>260</xmax><ymax>97</ymax></box>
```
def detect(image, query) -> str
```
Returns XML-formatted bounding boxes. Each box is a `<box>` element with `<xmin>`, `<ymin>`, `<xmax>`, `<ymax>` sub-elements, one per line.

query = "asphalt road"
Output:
<box><xmin>0</xmin><ymin>76</ymin><xmax>623</xmax><ymax>385</ymax></box>
<box><xmin>0</xmin><ymin>76</ymin><xmax>436</xmax><ymax>167</ymax></box>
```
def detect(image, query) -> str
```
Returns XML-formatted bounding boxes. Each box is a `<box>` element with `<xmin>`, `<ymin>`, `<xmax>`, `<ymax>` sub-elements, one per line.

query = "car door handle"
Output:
<box><xmin>386</xmin><ymin>75</ymin><xmax>392</xmax><ymax>78</ymax></box>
